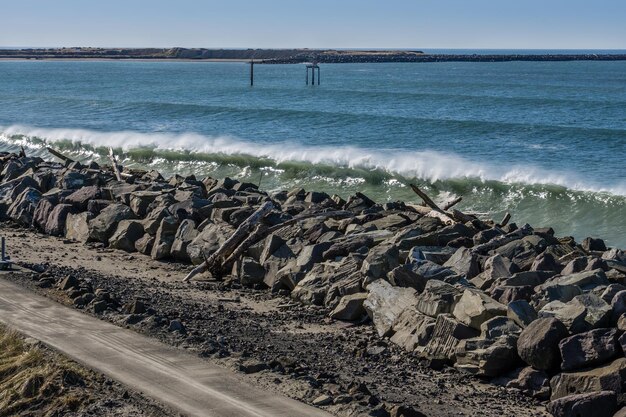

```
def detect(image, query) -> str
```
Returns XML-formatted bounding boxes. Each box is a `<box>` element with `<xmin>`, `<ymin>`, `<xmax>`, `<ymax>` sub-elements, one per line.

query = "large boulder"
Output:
<box><xmin>129</xmin><ymin>191</ymin><xmax>162</xmax><ymax>217</ymax></box>
<box><xmin>109</xmin><ymin>220</ymin><xmax>145</xmax><ymax>252</ymax></box>
<box><xmin>360</xmin><ymin>244</ymin><xmax>399</xmax><ymax>282</ymax></box>
<box><xmin>65</xmin><ymin>212</ymin><xmax>93</xmax><ymax>242</ymax></box>
<box><xmin>44</xmin><ymin>203</ymin><xmax>73</xmax><ymax>236</ymax></box>
<box><xmin>32</xmin><ymin>198</ymin><xmax>55</xmax><ymax>230</ymax></box>
<box><xmin>558</xmin><ymin>328</ymin><xmax>619</xmax><ymax>372</ymax></box>
<box><xmin>387</xmin><ymin>261</ymin><xmax>456</xmax><ymax>292</ymax></box>
<box><xmin>539</xmin><ymin>293</ymin><xmax>612</xmax><ymax>334</ymax></box>
<box><xmin>517</xmin><ymin>317</ymin><xmax>568</xmax><ymax>371</ymax></box>
<box><xmin>170</xmin><ymin>219</ymin><xmax>197</xmax><ymax>262</ymax></box>
<box><xmin>7</xmin><ymin>187</ymin><xmax>42</xmax><ymax>225</ymax></box>
<box><xmin>237</xmin><ymin>257</ymin><xmax>266</xmax><ymax>287</ymax></box>
<box><xmin>88</xmin><ymin>203</ymin><xmax>136</xmax><ymax>243</ymax></box>
<box><xmin>452</xmin><ymin>289</ymin><xmax>507</xmax><ymax>330</ymax></box>
<box><xmin>186</xmin><ymin>222</ymin><xmax>233</xmax><ymax>265</ymax></box>
<box><xmin>421</xmin><ymin>314</ymin><xmax>479</xmax><ymax>361</ymax></box>
<box><xmin>389</xmin><ymin>307</ymin><xmax>436</xmax><ymax>352</ymax></box>
<box><xmin>330</xmin><ymin>293</ymin><xmax>368</xmax><ymax>321</ymax></box>
<box><xmin>455</xmin><ymin>334</ymin><xmax>521</xmax><ymax>377</ymax></box>
<box><xmin>151</xmin><ymin>216</ymin><xmax>179</xmax><ymax>260</ymax></box>
<box><xmin>550</xmin><ymin>357</ymin><xmax>626</xmax><ymax>399</ymax></box>
<box><xmin>507</xmin><ymin>300</ymin><xmax>537</xmax><ymax>327</ymax></box>
<box><xmin>363</xmin><ymin>279</ymin><xmax>419</xmax><ymax>337</ymax></box>
<box><xmin>414</xmin><ymin>279</ymin><xmax>462</xmax><ymax>317</ymax></box>
<box><xmin>443</xmin><ymin>247</ymin><xmax>480</xmax><ymax>279</ymax></box>
<box><xmin>547</xmin><ymin>391</ymin><xmax>616</xmax><ymax>417</ymax></box>
<box><xmin>63</xmin><ymin>186</ymin><xmax>101</xmax><ymax>211</ymax></box>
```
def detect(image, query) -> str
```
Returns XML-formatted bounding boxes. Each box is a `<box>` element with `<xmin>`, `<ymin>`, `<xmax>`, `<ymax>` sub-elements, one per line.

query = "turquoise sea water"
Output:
<box><xmin>0</xmin><ymin>59</ymin><xmax>624</xmax><ymax>247</ymax></box>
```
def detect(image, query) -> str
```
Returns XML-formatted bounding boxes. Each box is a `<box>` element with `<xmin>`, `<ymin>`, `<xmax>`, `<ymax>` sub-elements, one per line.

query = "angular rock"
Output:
<box><xmin>237</xmin><ymin>257</ymin><xmax>266</xmax><ymax>287</ymax></box>
<box><xmin>65</xmin><ymin>212</ymin><xmax>93</xmax><ymax>242</ymax></box>
<box><xmin>151</xmin><ymin>216</ymin><xmax>179</xmax><ymax>260</ymax></box>
<box><xmin>330</xmin><ymin>293</ymin><xmax>368</xmax><ymax>321</ymax></box>
<box><xmin>389</xmin><ymin>307</ymin><xmax>436</xmax><ymax>352</ymax></box>
<box><xmin>559</xmin><ymin>328</ymin><xmax>619</xmax><ymax>371</ymax></box>
<box><xmin>539</xmin><ymin>293</ymin><xmax>611</xmax><ymax>334</ymax></box>
<box><xmin>170</xmin><ymin>219</ymin><xmax>197</xmax><ymax>262</ymax></box>
<box><xmin>8</xmin><ymin>187</ymin><xmax>42</xmax><ymax>225</ymax></box>
<box><xmin>135</xmin><ymin>233</ymin><xmax>155</xmax><ymax>255</ymax></box>
<box><xmin>387</xmin><ymin>261</ymin><xmax>456</xmax><ymax>292</ymax></box>
<box><xmin>443</xmin><ymin>247</ymin><xmax>480</xmax><ymax>279</ymax></box>
<box><xmin>88</xmin><ymin>203</ymin><xmax>136</xmax><ymax>243</ymax></box>
<box><xmin>480</xmin><ymin>316</ymin><xmax>521</xmax><ymax>339</ymax></box>
<box><xmin>550</xmin><ymin>357</ymin><xmax>626</xmax><ymax>399</ymax></box>
<box><xmin>547</xmin><ymin>391</ymin><xmax>616</xmax><ymax>417</ymax></box>
<box><xmin>364</xmin><ymin>279</ymin><xmax>419</xmax><ymax>337</ymax></box>
<box><xmin>414</xmin><ymin>279</ymin><xmax>462</xmax><ymax>317</ymax></box>
<box><xmin>517</xmin><ymin>317</ymin><xmax>568</xmax><ymax>370</ymax></box>
<box><xmin>455</xmin><ymin>334</ymin><xmax>520</xmax><ymax>377</ymax></box>
<box><xmin>452</xmin><ymin>289</ymin><xmax>507</xmax><ymax>330</ymax></box>
<box><xmin>507</xmin><ymin>300</ymin><xmax>537</xmax><ymax>327</ymax></box>
<box><xmin>44</xmin><ymin>203</ymin><xmax>73</xmax><ymax>236</ymax></box>
<box><xmin>109</xmin><ymin>220</ymin><xmax>145</xmax><ymax>252</ymax></box>
<box><xmin>421</xmin><ymin>314</ymin><xmax>479</xmax><ymax>361</ymax></box>
<box><xmin>186</xmin><ymin>221</ymin><xmax>233</xmax><ymax>265</ymax></box>
<box><xmin>63</xmin><ymin>186</ymin><xmax>101</xmax><ymax>211</ymax></box>
<box><xmin>361</xmin><ymin>244</ymin><xmax>399</xmax><ymax>281</ymax></box>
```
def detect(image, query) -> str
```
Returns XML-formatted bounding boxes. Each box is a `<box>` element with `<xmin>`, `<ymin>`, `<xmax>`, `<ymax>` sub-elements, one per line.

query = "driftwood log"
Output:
<box><xmin>183</xmin><ymin>200</ymin><xmax>274</xmax><ymax>282</ymax></box>
<box><xmin>46</xmin><ymin>147</ymin><xmax>74</xmax><ymax>164</ymax></box>
<box><xmin>108</xmin><ymin>147</ymin><xmax>122</xmax><ymax>182</ymax></box>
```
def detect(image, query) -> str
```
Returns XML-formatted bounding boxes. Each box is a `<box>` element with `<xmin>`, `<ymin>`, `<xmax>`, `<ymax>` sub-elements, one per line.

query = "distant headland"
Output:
<box><xmin>2</xmin><ymin>47</ymin><xmax>626</xmax><ymax>63</ymax></box>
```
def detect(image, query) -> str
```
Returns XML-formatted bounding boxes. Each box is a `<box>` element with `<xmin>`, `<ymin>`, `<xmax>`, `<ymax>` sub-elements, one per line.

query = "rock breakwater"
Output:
<box><xmin>1</xmin><ymin>149</ymin><xmax>626</xmax><ymax>416</ymax></box>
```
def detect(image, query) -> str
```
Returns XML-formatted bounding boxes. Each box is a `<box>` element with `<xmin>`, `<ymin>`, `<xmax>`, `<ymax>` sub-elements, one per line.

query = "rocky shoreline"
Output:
<box><xmin>2</xmin><ymin>47</ymin><xmax>626</xmax><ymax>63</ymax></box>
<box><xmin>1</xmin><ymin>149</ymin><xmax>626</xmax><ymax>417</ymax></box>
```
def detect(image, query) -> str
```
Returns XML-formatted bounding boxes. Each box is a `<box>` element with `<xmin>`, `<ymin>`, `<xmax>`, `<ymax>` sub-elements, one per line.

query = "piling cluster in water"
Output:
<box><xmin>1</xmin><ymin>149</ymin><xmax>626</xmax><ymax>416</ymax></box>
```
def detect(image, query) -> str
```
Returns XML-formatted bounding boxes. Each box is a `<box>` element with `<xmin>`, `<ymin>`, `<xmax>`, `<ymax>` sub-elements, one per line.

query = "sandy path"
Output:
<box><xmin>0</xmin><ymin>274</ymin><xmax>333</xmax><ymax>417</ymax></box>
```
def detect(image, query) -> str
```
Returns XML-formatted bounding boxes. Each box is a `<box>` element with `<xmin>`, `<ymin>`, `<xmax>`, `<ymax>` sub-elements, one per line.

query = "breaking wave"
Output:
<box><xmin>1</xmin><ymin>124</ymin><xmax>624</xmax><ymax>196</ymax></box>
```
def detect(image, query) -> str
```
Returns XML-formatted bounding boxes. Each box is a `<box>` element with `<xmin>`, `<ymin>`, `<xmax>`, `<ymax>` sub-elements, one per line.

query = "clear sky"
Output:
<box><xmin>2</xmin><ymin>0</ymin><xmax>626</xmax><ymax>49</ymax></box>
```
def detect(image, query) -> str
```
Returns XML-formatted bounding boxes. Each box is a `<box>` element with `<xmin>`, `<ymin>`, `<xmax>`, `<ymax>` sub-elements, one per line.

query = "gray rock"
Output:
<box><xmin>517</xmin><ymin>317</ymin><xmax>568</xmax><ymax>370</ymax></box>
<box><xmin>364</xmin><ymin>279</ymin><xmax>419</xmax><ymax>337</ymax></box>
<box><xmin>238</xmin><ymin>257</ymin><xmax>266</xmax><ymax>287</ymax></box>
<box><xmin>612</xmin><ymin>290</ymin><xmax>626</xmax><ymax>324</ymax></box>
<box><xmin>559</xmin><ymin>328</ymin><xmax>619</xmax><ymax>371</ymax></box>
<box><xmin>65</xmin><ymin>212</ymin><xmax>93</xmax><ymax>242</ymax></box>
<box><xmin>550</xmin><ymin>357</ymin><xmax>626</xmax><ymax>399</ymax></box>
<box><xmin>44</xmin><ymin>203</ymin><xmax>73</xmax><ymax>236</ymax></box>
<box><xmin>32</xmin><ymin>198</ymin><xmax>54</xmax><ymax>230</ymax></box>
<box><xmin>421</xmin><ymin>314</ymin><xmax>479</xmax><ymax>361</ymax></box>
<box><xmin>88</xmin><ymin>203</ymin><xmax>136</xmax><ymax>243</ymax></box>
<box><xmin>142</xmin><ymin>206</ymin><xmax>169</xmax><ymax>235</ymax></box>
<box><xmin>129</xmin><ymin>190</ymin><xmax>162</xmax><ymax>217</ymax></box>
<box><xmin>151</xmin><ymin>216</ymin><xmax>179</xmax><ymax>260</ymax></box>
<box><xmin>507</xmin><ymin>300</ymin><xmax>537</xmax><ymax>327</ymax></box>
<box><xmin>8</xmin><ymin>187</ymin><xmax>42</xmax><ymax>225</ymax></box>
<box><xmin>63</xmin><ymin>185</ymin><xmax>101</xmax><ymax>211</ymax></box>
<box><xmin>470</xmin><ymin>254</ymin><xmax>516</xmax><ymax>290</ymax></box>
<box><xmin>540</xmin><ymin>293</ymin><xmax>612</xmax><ymax>334</ymax></box>
<box><xmin>330</xmin><ymin>293</ymin><xmax>368</xmax><ymax>321</ymax></box>
<box><xmin>548</xmin><ymin>391</ymin><xmax>616</xmax><ymax>417</ymax></box>
<box><xmin>414</xmin><ymin>279</ymin><xmax>462</xmax><ymax>317</ymax></box>
<box><xmin>360</xmin><ymin>244</ymin><xmax>399</xmax><ymax>282</ymax></box>
<box><xmin>186</xmin><ymin>221</ymin><xmax>233</xmax><ymax>265</ymax></box>
<box><xmin>135</xmin><ymin>233</ymin><xmax>155</xmax><ymax>255</ymax></box>
<box><xmin>387</xmin><ymin>261</ymin><xmax>456</xmax><ymax>292</ymax></box>
<box><xmin>443</xmin><ymin>247</ymin><xmax>480</xmax><ymax>279</ymax></box>
<box><xmin>452</xmin><ymin>289</ymin><xmax>507</xmax><ymax>330</ymax></box>
<box><xmin>390</xmin><ymin>307</ymin><xmax>435</xmax><ymax>352</ymax></box>
<box><xmin>109</xmin><ymin>220</ymin><xmax>145</xmax><ymax>252</ymax></box>
<box><xmin>503</xmin><ymin>367</ymin><xmax>550</xmax><ymax>400</ymax></box>
<box><xmin>480</xmin><ymin>316</ymin><xmax>521</xmax><ymax>339</ymax></box>
<box><xmin>170</xmin><ymin>219</ymin><xmax>197</xmax><ymax>262</ymax></box>
<box><xmin>455</xmin><ymin>334</ymin><xmax>520</xmax><ymax>377</ymax></box>
<box><xmin>168</xmin><ymin>319</ymin><xmax>185</xmax><ymax>333</ymax></box>
<box><xmin>582</xmin><ymin>237</ymin><xmax>607</xmax><ymax>252</ymax></box>
<box><xmin>550</xmin><ymin>268</ymin><xmax>609</xmax><ymax>291</ymax></box>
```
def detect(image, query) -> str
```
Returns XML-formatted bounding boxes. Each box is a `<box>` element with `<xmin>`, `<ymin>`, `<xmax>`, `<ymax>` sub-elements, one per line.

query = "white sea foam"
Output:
<box><xmin>1</xmin><ymin>124</ymin><xmax>625</xmax><ymax>196</ymax></box>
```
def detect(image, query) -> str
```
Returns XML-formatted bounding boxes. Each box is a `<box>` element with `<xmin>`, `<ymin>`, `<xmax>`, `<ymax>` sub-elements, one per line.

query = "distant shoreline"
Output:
<box><xmin>2</xmin><ymin>47</ymin><xmax>626</xmax><ymax>63</ymax></box>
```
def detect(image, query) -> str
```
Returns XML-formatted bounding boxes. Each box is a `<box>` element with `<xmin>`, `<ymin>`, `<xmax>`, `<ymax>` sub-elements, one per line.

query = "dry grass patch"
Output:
<box><xmin>0</xmin><ymin>324</ymin><xmax>93</xmax><ymax>416</ymax></box>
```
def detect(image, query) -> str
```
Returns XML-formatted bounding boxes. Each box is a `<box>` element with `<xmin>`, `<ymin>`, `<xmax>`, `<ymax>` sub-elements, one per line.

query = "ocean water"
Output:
<box><xmin>0</xmin><ymin>60</ymin><xmax>624</xmax><ymax>247</ymax></box>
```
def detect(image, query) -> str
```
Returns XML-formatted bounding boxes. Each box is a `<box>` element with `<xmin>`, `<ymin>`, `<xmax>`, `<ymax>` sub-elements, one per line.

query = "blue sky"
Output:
<box><xmin>2</xmin><ymin>0</ymin><xmax>625</xmax><ymax>49</ymax></box>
